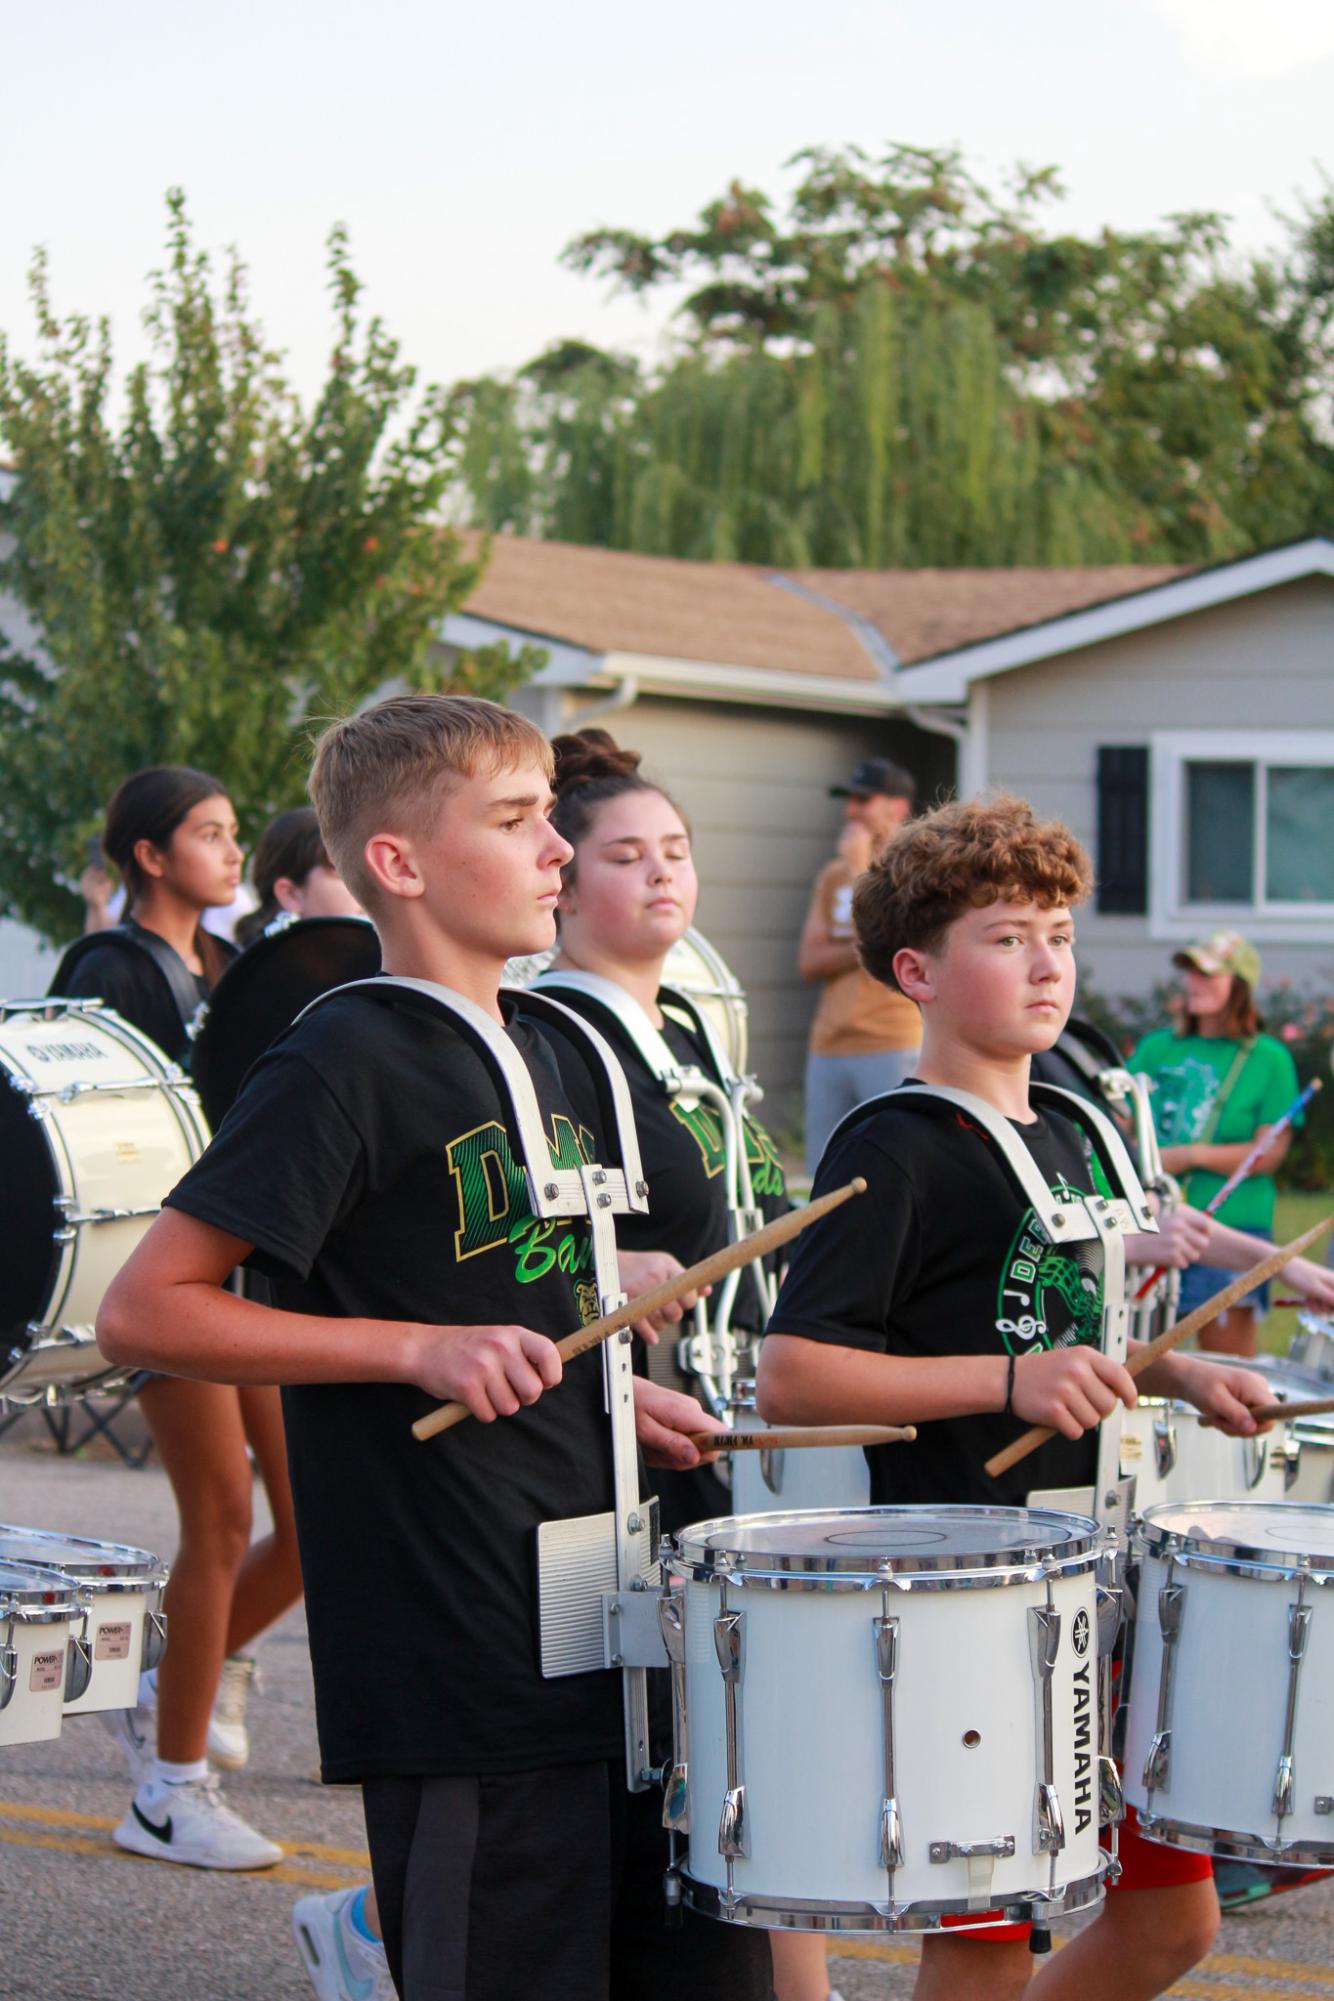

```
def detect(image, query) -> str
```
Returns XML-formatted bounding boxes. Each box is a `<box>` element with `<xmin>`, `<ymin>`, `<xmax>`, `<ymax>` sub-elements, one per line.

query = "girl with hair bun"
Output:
<box><xmin>539</xmin><ymin>730</ymin><xmax>833</xmax><ymax>2001</ymax></box>
<box><xmin>54</xmin><ymin>766</ymin><xmax>300</xmax><ymax>1875</ymax></box>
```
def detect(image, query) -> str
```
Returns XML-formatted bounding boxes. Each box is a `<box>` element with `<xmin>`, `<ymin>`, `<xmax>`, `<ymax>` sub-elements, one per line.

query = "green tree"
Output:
<box><xmin>0</xmin><ymin>191</ymin><xmax>539</xmax><ymax>942</ymax></box>
<box><xmin>460</xmin><ymin>145</ymin><xmax>1334</xmax><ymax>567</ymax></box>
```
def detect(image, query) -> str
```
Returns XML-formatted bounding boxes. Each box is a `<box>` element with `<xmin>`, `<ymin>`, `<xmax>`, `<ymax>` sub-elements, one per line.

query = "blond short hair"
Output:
<box><xmin>854</xmin><ymin>794</ymin><xmax>1093</xmax><ymax>992</ymax></box>
<box><xmin>308</xmin><ymin>694</ymin><xmax>552</xmax><ymax>910</ymax></box>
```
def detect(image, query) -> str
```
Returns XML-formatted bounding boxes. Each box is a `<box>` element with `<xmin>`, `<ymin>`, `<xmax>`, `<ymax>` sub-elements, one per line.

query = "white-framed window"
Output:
<box><xmin>1149</xmin><ymin>731</ymin><xmax>1334</xmax><ymax>942</ymax></box>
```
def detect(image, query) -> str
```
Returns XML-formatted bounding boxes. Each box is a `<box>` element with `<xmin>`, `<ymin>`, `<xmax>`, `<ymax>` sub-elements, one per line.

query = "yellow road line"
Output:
<box><xmin>0</xmin><ymin>1823</ymin><xmax>355</xmax><ymax>1892</ymax></box>
<box><xmin>1208</xmin><ymin>1951</ymin><xmax>1334</xmax><ymax>1988</ymax></box>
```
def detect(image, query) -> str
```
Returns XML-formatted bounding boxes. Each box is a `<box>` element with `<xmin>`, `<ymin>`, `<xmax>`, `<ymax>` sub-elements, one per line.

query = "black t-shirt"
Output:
<box><xmin>164</xmin><ymin>987</ymin><xmax>626</xmax><ymax>1783</ymax></box>
<box><xmin>546</xmin><ymin>994</ymin><xmax>789</xmax><ymax>1532</ymax></box>
<box><xmin>768</xmin><ymin>1094</ymin><xmax>1105</xmax><ymax>1509</ymax></box>
<box><xmin>58</xmin><ymin>921</ymin><xmax>214</xmax><ymax>1066</ymax></box>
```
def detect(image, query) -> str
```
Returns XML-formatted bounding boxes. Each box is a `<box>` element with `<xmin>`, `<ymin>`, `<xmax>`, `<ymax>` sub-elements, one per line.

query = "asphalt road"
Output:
<box><xmin>2</xmin><ymin>1414</ymin><xmax>1333</xmax><ymax>2001</ymax></box>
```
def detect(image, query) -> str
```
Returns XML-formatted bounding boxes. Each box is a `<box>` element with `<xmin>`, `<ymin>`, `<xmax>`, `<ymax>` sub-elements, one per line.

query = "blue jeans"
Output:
<box><xmin>804</xmin><ymin>1047</ymin><xmax>920</xmax><ymax>1176</ymax></box>
<box><xmin>1178</xmin><ymin>1229</ymin><xmax>1273</xmax><ymax>1317</ymax></box>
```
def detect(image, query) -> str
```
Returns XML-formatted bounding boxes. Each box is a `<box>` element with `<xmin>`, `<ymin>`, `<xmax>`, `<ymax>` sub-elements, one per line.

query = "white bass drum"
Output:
<box><xmin>0</xmin><ymin>1000</ymin><xmax>209</xmax><ymax>1400</ymax></box>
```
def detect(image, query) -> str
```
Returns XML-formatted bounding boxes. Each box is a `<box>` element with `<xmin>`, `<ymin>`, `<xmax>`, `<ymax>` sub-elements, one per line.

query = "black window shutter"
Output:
<box><xmin>1096</xmin><ymin>746</ymin><xmax>1149</xmax><ymax>914</ymax></box>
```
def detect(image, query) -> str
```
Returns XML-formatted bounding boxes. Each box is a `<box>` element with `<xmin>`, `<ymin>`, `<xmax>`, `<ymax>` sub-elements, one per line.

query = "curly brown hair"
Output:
<box><xmin>853</xmin><ymin>795</ymin><xmax>1094</xmax><ymax>991</ymax></box>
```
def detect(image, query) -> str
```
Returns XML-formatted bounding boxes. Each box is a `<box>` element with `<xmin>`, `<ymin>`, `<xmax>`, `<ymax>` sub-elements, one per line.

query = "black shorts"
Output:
<box><xmin>362</xmin><ymin>1758</ymin><xmax>772</xmax><ymax>2001</ymax></box>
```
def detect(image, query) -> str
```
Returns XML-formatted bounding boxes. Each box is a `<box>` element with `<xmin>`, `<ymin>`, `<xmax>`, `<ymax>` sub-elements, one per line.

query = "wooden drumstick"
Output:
<box><xmin>983</xmin><ymin>1216</ymin><xmax>1334</xmax><ymax>1481</ymax></box>
<box><xmin>690</xmin><ymin>1423</ymin><xmax>916</xmax><ymax>1452</ymax></box>
<box><xmin>412</xmin><ymin>1177</ymin><xmax>868</xmax><ymax>1442</ymax></box>
<box><xmin>1200</xmin><ymin>1395</ymin><xmax>1334</xmax><ymax>1429</ymax></box>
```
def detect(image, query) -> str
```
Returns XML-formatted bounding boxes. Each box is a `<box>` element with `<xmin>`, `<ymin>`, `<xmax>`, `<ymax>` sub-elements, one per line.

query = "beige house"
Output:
<box><xmin>447</xmin><ymin>533</ymin><xmax>1334</xmax><ymax>1114</ymax></box>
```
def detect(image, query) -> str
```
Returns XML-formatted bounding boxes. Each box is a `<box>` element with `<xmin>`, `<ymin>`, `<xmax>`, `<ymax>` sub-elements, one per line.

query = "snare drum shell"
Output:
<box><xmin>1123</xmin><ymin>1502</ymin><xmax>1334</xmax><ymax>1862</ymax></box>
<box><xmin>671</xmin><ymin>1510</ymin><xmax>1105</xmax><ymax>1926</ymax></box>
<box><xmin>1120</xmin><ymin>1399</ymin><xmax>1290</xmax><ymax>1513</ymax></box>
<box><xmin>728</xmin><ymin>1394</ymin><xmax>871</xmax><ymax>1516</ymax></box>
<box><xmin>0</xmin><ymin>1563</ymin><xmax>81</xmax><ymax>1747</ymax></box>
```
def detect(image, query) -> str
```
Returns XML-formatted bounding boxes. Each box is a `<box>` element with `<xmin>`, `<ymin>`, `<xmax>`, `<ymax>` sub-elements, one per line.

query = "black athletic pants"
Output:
<box><xmin>363</xmin><ymin>1759</ymin><xmax>774</xmax><ymax>2001</ymax></box>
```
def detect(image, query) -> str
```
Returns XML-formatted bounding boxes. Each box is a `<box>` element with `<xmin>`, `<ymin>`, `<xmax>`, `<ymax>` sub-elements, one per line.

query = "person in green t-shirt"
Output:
<box><xmin>1129</xmin><ymin>930</ymin><xmax>1301</xmax><ymax>1357</ymax></box>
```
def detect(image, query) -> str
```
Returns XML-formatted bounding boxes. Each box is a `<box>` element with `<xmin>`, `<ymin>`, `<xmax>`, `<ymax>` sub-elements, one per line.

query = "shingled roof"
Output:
<box><xmin>460</xmin><ymin>533</ymin><xmax>1189</xmax><ymax>679</ymax></box>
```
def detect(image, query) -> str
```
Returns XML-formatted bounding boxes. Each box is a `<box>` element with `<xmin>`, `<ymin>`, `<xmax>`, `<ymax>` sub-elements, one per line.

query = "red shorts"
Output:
<box><xmin>940</xmin><ymin>1804</ymin><xmax>1214</xmax><ymax>1943</ymax></box>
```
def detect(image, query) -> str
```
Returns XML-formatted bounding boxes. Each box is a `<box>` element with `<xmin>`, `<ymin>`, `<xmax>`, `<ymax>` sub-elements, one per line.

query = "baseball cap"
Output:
<box><xmin>1172</xmin><ymin>930</ymin><xmax>1261</xmax><ymax>990</ymax></box>
<box><xmin>830</xmin><ymin>757</ymin><xmax>915</xmax><ymax>802</ymax></box>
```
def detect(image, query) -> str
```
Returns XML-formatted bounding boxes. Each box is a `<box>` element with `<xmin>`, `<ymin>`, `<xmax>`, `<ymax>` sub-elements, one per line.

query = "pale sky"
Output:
<box><xmin>2</xmin><ymin>0</ymin><xmax>1331</xmax><ymax>408</ymax></box>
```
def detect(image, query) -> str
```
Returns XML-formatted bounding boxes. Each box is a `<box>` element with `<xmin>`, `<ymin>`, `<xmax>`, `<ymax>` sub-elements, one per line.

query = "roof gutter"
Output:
<box><xmin>565</xmin><ymin>674</ymin><xmax>640</xmax><ymax>726</ymax></box>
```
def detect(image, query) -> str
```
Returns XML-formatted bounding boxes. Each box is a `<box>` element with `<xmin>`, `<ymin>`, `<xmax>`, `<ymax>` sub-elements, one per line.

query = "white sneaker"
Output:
<box><xmin>208</xmin><ymin>1653</ymin><xmax>257</xmax><ymax>1770</ymax></box>
<box><xmin>113</xmin><ymin>1775</ymin><xmax>282</xmax><ymax>1870</ymax></box>
<box><xmin>99</xmin><ymin>1698</ymin><xmax>155</xmax><ymax>1785</ymax></box>
<box><xmin>293</xmin><ymin>1888</ymin><xmax>395</xmax><ymax>2001</ymax></box>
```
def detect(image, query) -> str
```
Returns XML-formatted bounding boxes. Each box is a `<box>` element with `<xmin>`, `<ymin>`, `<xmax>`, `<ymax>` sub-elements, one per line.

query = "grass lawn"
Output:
<box><xmin>1263</xmin><ymin>1189</ymin><xmax>1334</xmax><ymax>1356</ymax></box>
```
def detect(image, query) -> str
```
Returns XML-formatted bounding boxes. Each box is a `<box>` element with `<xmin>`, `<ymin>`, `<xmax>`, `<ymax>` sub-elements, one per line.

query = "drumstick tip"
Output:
<box><xmin>850</xmin><ymin>1176</ymin><xmax>867</xmax><ymax>1195</ymax></box>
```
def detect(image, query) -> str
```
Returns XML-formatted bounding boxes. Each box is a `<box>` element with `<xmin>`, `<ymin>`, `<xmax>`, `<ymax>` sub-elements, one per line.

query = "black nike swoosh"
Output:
<box><xmin>132</xmin><ymin>1800</ymin><xmax>173</xmax><ymax>1844</ymax></box>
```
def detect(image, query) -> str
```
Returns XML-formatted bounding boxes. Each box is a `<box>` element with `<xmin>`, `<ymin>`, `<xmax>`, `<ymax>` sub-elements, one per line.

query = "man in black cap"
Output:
<box><xmin>797</xmin><ymin>756</ymin><xmax>920</xmax><ymax>1172</ymax></box>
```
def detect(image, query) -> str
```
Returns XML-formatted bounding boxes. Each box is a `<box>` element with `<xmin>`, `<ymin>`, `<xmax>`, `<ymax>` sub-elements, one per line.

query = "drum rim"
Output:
<box><xmin>671</xmin><ymin>1502</ymin><xmax>1104</xmax><ymax>1581</ymax></box>
<box><xmin>679</xmin><ymin>1855</ymin><xmax>1108</xmax><ymax>1932</ymax></box>
<box><xmin>0</xmin><ymin>1559</ymin><xmax>85</xmax><ymax>1616</ymax></box>
<box><xmin>1137</xmin><ymin>1497</ymin><xmax>1334</xmax><ymax>1574</ymax></box>
<box><xmin>1133</xmin><ymin>1810</ymin><xmax>1334</xmax><ymax>1869</ymax></box>
<box><xmin>0</xmin><ymin>1524</ymin><xmax>164</xmax><ymax>1587</ymax></box>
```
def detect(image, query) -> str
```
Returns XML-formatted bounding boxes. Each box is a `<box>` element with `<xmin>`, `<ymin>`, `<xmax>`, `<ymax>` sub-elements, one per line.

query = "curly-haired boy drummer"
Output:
<box><xmin>758</xmin><ymin>794</ymin><xmax>1274</xmax><ymax>2001</ymax></box>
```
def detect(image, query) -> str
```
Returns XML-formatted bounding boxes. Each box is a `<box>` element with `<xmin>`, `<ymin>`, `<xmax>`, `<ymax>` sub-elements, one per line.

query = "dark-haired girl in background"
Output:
<box><xmin>235</xmin><ymin>806</ymin><xmax>362</xmax><ymax>948</ymax></box>
<box><xmin>538</xmin><ymin>730</ymin><xmax>835</xmax><ymax>2001</ymax></box>
<box><xmin>57</xmin><ymin>767</ymin><xmax>301</xmax><ymax>1872</ymax></box>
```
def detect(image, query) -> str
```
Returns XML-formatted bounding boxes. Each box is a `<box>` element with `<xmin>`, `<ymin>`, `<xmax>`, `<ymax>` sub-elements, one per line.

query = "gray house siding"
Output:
<box><xmin>981</xmin><ymin>576</ymin><xmax>1334</xmax><ymax>1003</ymax></box>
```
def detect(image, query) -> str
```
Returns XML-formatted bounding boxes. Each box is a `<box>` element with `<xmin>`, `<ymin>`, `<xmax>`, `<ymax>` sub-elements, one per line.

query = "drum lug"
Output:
<box><xmin>1098</xmin><ymin>1755</ymin><xmax>1125</xmax><ymax>1828</ymax></box>
<box><xmin>1152</xmin><ymin>1411</ymin><xmax>1177</xmax><ymax>1480</ymax></box>
<box><xmin>1142</xmin><ymin>1573</ymin><xmax>1185</xmax><ymax>1800</ymax></box>
<box><xmin>759</xmin><ymin>1445</ymin><xmax>784</xmax><ymax>1497</ymax></box>
<box><xmin>1033</xmin><ymin>1782</ymin><xmax>1066</xmax><ymax>1856</ymax></box>
<box><xmin>0</xmin><ymin>1643</ymin><xmax>15</xmax><ymax>1711</ymax></box>
<box><xmin>1281</xmin><ymin>1433</ymin><xmax>1302</xmax><ymax>1492</ymax></box>
<box><xmin>874</xmin><ymin>1609</ymin><xmax>904</xmax><ymax>1877</ymax></box>
<box><xmin>64</xmin><ymin>1624</ymin><xmax>93</xmax><ymax>1705</ymax></box>
<box><xmin>657</xmin><ymin>1593</ymin><xmax>689</xmax><ymax>1835</ymax></box>
<box><xmin>879</xmin><ymin>1796</ymin><xmax>905</xmax><ymax>1872</ymax></box>
<box><xmin>1272</xmin><ymin>1597</ymin><xmax>1312</xmax><ymax>1823</ymax></box>
<box><xmin>718</xmin><ymin>1787</ymin><xmax>747</xmax><ymax>1860</ymax></box>
<box><xmin>142</xmin><ymin>1607</ymin><xmax>168</xmax><ymax>1674</ymax></box>
<box><xmin>713</xmin><ymin>1605</ymin><xmax>749</xmax><ymax>1860</ymax></box>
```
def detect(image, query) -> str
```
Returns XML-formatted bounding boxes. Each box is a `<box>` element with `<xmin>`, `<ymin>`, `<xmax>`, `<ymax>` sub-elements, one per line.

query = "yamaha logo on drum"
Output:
<box><xmin>1071</xmin><ymin>1607</ymin><xmax>1091</xmax><ymax>1658</ymax></box>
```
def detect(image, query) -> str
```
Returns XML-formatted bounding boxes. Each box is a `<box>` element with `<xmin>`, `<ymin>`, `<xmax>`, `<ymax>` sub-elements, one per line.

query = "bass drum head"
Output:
<box><xmin>0</xmin><ymin>1047</ymin><xmax>62</xmax><ymax>1370</ymax></box>
<box><xmin>190</xmin><ymin>916</ymin><xmax>381</xmax><ymax>1128</ymax></box>
<box><xmin>503</xmin><ymin>925</ymin><xmax>749</xmax><ymax>1074</ymax></box>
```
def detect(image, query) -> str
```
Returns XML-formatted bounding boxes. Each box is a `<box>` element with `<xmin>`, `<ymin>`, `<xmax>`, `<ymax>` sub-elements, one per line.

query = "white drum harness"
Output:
<box><xmin>534</xmin><ymin>970</ymin><xmax>778</xmax><ymax>1417</ymax></box>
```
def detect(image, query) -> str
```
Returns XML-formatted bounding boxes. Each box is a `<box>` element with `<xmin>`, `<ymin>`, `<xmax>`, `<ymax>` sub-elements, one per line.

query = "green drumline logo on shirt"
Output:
<box><xmin>444</xmin><ymin>1115</ymin><xmax>599</xmax><ymax>1318</ymax></box>
<box><xmin>669</xmin><ymin>1101</ymin><xmax>786</xmax><ymax>1198</ymax></box>
<box><xmin>1146</xmin><ymin>1055</ymin><xmax>1219</xmax><ymax>1146</ymax></box>
<box><xmin>995</xmin><ymin>1180</ymin><xmax>1103</xmax><ymax>1356</ymax></box>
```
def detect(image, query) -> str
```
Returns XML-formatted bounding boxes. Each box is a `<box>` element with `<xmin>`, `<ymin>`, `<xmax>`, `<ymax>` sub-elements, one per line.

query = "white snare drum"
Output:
<box><xmin>504</xmin><ymin>925</ymin><xmax>750</xmax><ymax>1076</ymax></box>
<box><xmin>1123</xmin><ymin>1501</ymin><xmax>1334</xmax><ymax>1865</ymax></box>
<box><xmin>0</xmin><ymin>1000</ymin><xmax>209</xmax><ymax>1399</ymax></box>
<box><xmin>1289</xmin><ymin>1313</ymin><xmax>1334</xmax><ymax>1382</ymax></box>
<box><xmin>1120</xmin><ymin>1397</ymin><xmax>1293</xmax><ymax>1512</ymax></box>
<box><xmin>728</xmin><ymin>1385</ymin><xmax>871</xmax><ymax>1515</ymax></box>
<box><xmin>0</xmin><ymin>1560</ymin><xmax>87</xmax><ymax>1746</ymax></box>
<box><xmin>0</xmin><ymin>1527</ymin><xmax>166</xmax><ymax>1714</ymax></box>
<box><xmin>662</xmin><ymin>1506</ymin><xmax>1112</xmax><ymax>1933</ymax></box>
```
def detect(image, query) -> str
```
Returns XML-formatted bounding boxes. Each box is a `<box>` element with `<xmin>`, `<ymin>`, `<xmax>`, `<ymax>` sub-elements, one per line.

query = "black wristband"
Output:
<box><xmin>1003</xmin><ymin>1352</ymin><xmax>1017</xmax><ymax>1417</ymax></box>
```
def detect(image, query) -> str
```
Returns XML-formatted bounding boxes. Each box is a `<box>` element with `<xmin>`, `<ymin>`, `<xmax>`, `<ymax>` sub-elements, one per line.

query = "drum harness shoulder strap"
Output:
<box><xmin>534</xmin><ymin>969</ymin><xmax>777</xmax><ymax>1414</ymax></box>
<box><xmin>297</xmin><ymin>974</ymin><xmax>666</xmax><ymax>1791</ymax></box>
<box><xmin>834</xmin><ymin>1082</ymin><xmax>1156</xmax><ymax>1541</ymax></box>
<box><xmin>51</xmin><ymin>926</ymin><xmax>214</xmax><ymax>1045</ymax></box>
